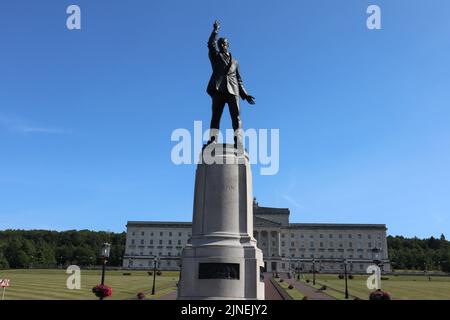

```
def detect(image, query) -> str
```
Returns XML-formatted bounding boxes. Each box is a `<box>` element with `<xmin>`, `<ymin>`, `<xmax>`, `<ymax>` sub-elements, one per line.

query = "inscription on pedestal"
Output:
<box><xmin>198</xmin><ymin>263</ymin><xmax>240</xmax><ymax>280</ymax></box>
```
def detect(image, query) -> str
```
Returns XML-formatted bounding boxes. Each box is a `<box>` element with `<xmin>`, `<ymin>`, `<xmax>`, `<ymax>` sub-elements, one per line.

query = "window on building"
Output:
<box><xmin>178</xmin><ymin>240</ymin><xmax>181</xmax><ymax>245</ymax></box>
<box><xmin>150</xmin><ymin>251</ymin><xmax>153</xmax><ymax>256</ymax></box>
<box><xmin>281</xmin><ymin>241</ymin><xmax>285</xmax><ymax>247</ymax></box>
<box><xmin>339</xmin><ymin>243</ymin><xmax>343</xmax><ymax>248</ymax></box>
<box><xmin>132</xmin><ymin>231</ymin><xmax>135</xmax><ymax>236</ymax></box>
<box><xmin>291</xmin><ymin>254</ymin><xmax>295</xmax><ymax>257</ymax></box>
<box><xmin>320</xmin><ymin>234</ymin><xmax>323</xmax><ymax>238</ymax></box>
<box><xmin>310</xmin><ymin>242</ymin><xmax>314</xmax><ymax>247</ymax></box>
<box><xmin>301</xmin><ymin>234</ymin><xmax>304</xmax><ymax>238</ymax></box>
<box><xmin>188</xmin><ymin>233</ymin><xmax>191</xmax><ymax>237</ymax></box>
<box><xmin>160</xmin><ymin>232</ymin><xmax>163</xmax><ymax>236</ymax></box>
<box><xmin>272</xmin><ymin>241</ymin><xmax>276</xmax><ymax>246</ymax></box>
<box><xmin>150</xmin><ymin>232</ymin><xmax>153</xmax><ymax>236</ymax></box>
<box><xmin>368</xmin><ymin>234</ymin><xmax>372</xmax><ymax>239</ymax></box>
<box><xmin>148</xmin><ymin>261</ymin><xmax>152</xmax><ymax>266</ymax></box>
<box><xmin>360</xmin><ymin>264</ymin><xmax>364</xmax><ymax>270</ymax></box>
<box><xmin>301</xmin><ymin>254</ymin><xmax>304</xmax><ymax>258</ymax></box>
<box><xmin>159</xmin><ymin>240</ymin><xmax>163</xmax><ymax>245</ymax></box>
<box><xmin>141</xmin><ymin>231</ymin><xmax>145</xmax><ymax>236</ymax></box>
<box><xmin>291</xmin><ymin>242</ymin><xmax>295</xmax><ymax>247</ymax></box>
<box><xmin>329</xmin><ymin>234</ymin><xmax>333</xmax><ymax>238</ymax></box>
<box><xmin>179</xmin><ymin>232</ymin><xmax>182</xmax><ymax>237</ymax></box>
<box><xmin>358</xmin><ymin>234</ymin><xmax>362</xmax><ymax>239</ymax></box>
<box><xmin>320</xmin><ymin>242</ymin><xmax>323</xmax><ymax>247</ymax></box>
<box><xmin>168</xmin><ymin>240</ymin><xmax>172</xmax><ymax>245</ymax></box>
<box><xmin>282</xmin><ymin>263</ymin><xmax>286</xmax><ymax>269</ymax></box>
<box><xmin>281</xmin><ymin>233</ymin><xmax>285</xmax><ymax>238</ymax></box>
<box><xmin>140</xmin><ymin>251</ymin><xmax>143</xmax><ymax>255</ymax></box>
<box><xmin>348</xmin><ymin>234</ymin><xmax>352</xmax><ymax>238</ymax></box>
<box><xmin>339</xmin><ymin>234</ymin><xmax>342</xmax><ymax>239</ymax></box>
<box><xmin>349</xmin><ymin>242</ymin><xmax>352</xmax><ymax>247</ymax></box>
<box><xmin>169</xmin><ymin>232</ymin><xmax>172</xmax><ymax>236</ymax></box>
<box><xmin>131</xmin><ymin>239</ymin><xmax>135</xmax><ymax>245</ymax></box>
<box><xmin>168</xmin><ymin>252</ymin><xmax>171</xmax><ymax>256</ymax></box>
<box><xmin>310</xmin><ymin>234</ymin><xmax>314</xmax><ymax>238</ymax></box>
<box><xmin>167</xmin><ymin>261</ymin><xmax>171</xmax><ymax>266</ymax></box>
<box><xmin>141</xmin><ymin>239</ymin><xmax>144</xmax><ymax>245</ymax></box>
<box><xmin>291</xmin><ymin>233</ymin><xmax>294</xmax><ymax>238</ymax></box>
<box><xmin>368</xmin><ymin>242</ymin><xmax>372</xmax><ymax>248</ymax></box>
<box><xmin>330</xmin><ymin>242</ymin><xmax>333</xmax><ymax>247</ymax></box>
<box><xmin>359</xmin><ymin>254</ymin><xmax>363</xmax><ymax>259</ymax></box>
<box><xmin>150</xmin><ymin>240</ymin><xmax>153</xmax><ymax>244</ymax></box>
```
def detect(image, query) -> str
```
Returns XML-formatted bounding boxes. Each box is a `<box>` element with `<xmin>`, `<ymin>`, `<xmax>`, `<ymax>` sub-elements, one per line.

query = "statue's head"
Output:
<box><xmin>218</xmin><ymin>37</ymin><xmax>229</xmax><ymax>54</ymax></box>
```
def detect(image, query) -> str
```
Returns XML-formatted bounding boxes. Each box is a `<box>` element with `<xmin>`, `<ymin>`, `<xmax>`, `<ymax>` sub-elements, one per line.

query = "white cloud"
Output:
<box><xmin>282</xmin><ymin>194</ymin><xmax>302</xmax><ymax>210</ymax></box>
<box><xmin>0</xmin><ymin>113</ymin><xmax>66</xmax><ymax>135</ymax></box>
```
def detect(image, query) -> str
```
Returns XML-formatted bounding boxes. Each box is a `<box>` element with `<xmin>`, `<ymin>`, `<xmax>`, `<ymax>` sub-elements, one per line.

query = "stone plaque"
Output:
<box><xmin>198</xmin><ymin>263</ymin><xmax>240</xmax><ymax>280</ymax></box>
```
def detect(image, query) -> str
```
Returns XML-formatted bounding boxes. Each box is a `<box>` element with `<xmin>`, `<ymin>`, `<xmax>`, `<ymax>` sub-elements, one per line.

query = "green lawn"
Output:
<box><xmin>277</xmin><ymin>280</ymin><xmax>305</xmax><ymax>300</ymax></box>
<box><xmin>299</xmin><ymin>274</ymin><xmax>450</xmax><ymax>300</ymax></box>
<box><xmin>2</xmin><ymin>269</ymin><xmax>450</xmax><ymax>300</ymax></box>
<box><xmin>0</xmin><ymin>269</ymin><xmax>179</xmax><ymax>300</ymax></box>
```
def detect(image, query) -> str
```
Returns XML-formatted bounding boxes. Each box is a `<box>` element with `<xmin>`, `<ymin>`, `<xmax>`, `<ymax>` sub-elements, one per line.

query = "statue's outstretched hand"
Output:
<box><xmin>213</xmin><ymin>20</ymin><xmax>220</xmax><ymax>32</ymax></box>
<box><xmin>246</xmin><ymin>95</ymin><xmax>256</xmax><ymax>105</ymax></box>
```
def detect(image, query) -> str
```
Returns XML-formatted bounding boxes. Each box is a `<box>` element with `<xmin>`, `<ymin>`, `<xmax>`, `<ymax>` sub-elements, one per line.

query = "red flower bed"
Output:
<box><xmin>369</xmin><ymin>289</ymin><xmax>391</xmax><ymax>300</ymax></box>
<box><xmin>92</xmin><ymin>284</ymin><xmax>113</xmax><ymax>299</ymax></box>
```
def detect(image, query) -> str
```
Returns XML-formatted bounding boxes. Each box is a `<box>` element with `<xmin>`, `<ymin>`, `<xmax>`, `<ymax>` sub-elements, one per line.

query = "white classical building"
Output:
<box><xmin>123</xmin><ymin>200</ymin><xmax>390</xmax><ymax>273</ymax></box>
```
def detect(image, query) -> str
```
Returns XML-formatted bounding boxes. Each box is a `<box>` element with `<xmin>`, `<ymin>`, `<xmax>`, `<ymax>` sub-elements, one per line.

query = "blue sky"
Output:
<box><xmin>0</xmin><ymin>0</ymin><xmax>449</xmax><ymax>238</ymax></box>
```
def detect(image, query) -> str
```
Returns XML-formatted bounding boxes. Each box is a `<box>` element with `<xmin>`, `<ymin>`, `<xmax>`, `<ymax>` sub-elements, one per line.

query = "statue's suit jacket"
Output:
<box><xmin>206</xmin><ymin>30</ymin><xmax>249</xmax><ymax>99</ymax></box>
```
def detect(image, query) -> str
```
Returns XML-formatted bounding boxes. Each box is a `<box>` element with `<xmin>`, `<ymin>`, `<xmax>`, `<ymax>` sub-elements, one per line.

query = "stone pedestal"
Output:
<box><xmin>178</xmin><ymin>144</ymin><xmax>265</xmax><ymax>300</ymax></box>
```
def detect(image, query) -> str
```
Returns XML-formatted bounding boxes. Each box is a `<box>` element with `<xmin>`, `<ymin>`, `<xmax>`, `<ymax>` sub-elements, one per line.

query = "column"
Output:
<box><xmin>277</xmin><ymin>231</ymin><xmax>281</xmax><ymax>257</ymax></box>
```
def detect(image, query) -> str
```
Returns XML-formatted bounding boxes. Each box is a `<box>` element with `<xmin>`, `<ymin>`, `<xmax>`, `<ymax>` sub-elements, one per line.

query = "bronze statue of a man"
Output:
<box><xmin>206</xmin><ymin>20</ymin><xmax>255</xmax><ymax>147</ymax></box>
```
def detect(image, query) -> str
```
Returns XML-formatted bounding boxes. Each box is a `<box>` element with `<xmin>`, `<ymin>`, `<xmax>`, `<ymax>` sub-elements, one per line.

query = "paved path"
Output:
<box><xmin>264</xmin><ymin>273</ymin><xmax>286</xmax><ymax>300</ymax></box>
<box><xmin>280</xmin><ymin>274</ymin><xmax>336</xmax><ymax>300</ymax></box>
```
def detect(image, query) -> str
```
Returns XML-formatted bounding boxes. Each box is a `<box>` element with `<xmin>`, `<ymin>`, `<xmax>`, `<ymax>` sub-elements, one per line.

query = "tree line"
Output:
<box><xmin>0</xmin><ymin>230</ymin><xmax>449</xmax><ymax>272</ymax></box>
<box><xmin>0</xmin><ymin>230</ymin><xmax>125</xmax><ymax>269</ymax></box>
<box><xmin>387</xmin><ymin>234</ymin><xmax>450</xmax><ymax>272</ymax></box>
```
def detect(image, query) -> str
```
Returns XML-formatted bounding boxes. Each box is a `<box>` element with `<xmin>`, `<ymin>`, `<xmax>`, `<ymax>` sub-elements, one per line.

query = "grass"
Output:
<box><xmin>277</xmin><ymin>280</ymin><xmax>305</xmax><ymax>300</ymax></box>
<box><xmin>0</xmin><ymin>269</ymin><xmax>179</xmax><ymax>300</ymax></box>
<box><xmin>299</xmin><ymin>273</ymin><xmax>450</xmax><ymax>300</ymax></box>
<box><xmin>2</xmin><ymin>269</ymin><xmax>450</xmax><ymax>300</ymax></box>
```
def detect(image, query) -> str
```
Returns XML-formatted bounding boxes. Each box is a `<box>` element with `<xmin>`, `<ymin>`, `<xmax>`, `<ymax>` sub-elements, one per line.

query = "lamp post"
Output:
<box><xmin>312</xmin><ymin>258</ymin><xmax>316</xmax><ymax>285</ymax></box>
<box><xmin>343</xmin><ymin>259</ymin><xmax>349</xmax><ymax>299</ymax></box>
<box><xmin>371</xmin><ymin>247</ymin><xmax>381</xmax><ymax>267</ymax></box>
<box><xmin>151</xmin><ymin>256</ymin><xmax>159</xmax><ymax>295</ymax></box>
<box><xmin>99</xmin><ymin>243</ymin><xmax>111</xmax><ymax>300</ymax></box>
